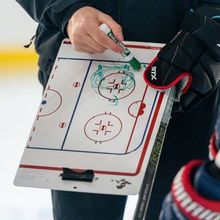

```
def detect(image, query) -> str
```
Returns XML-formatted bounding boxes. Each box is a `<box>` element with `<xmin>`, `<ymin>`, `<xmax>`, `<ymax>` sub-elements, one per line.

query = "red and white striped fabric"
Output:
<box><xmin>171</xmin><ymin>160</ymin><xmax>220</xmax><ymax>220</ymax></box>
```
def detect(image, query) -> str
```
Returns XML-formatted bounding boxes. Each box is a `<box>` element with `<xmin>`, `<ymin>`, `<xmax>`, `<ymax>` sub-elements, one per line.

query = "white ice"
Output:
<box><xmin>0</xmin><ymin>73</ymin><xmax>138</xmax><ymax>220</ymax></box>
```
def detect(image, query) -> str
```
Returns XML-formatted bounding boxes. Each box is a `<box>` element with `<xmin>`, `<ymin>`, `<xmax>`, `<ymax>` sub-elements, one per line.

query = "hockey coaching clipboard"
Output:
<box><xmin>14</xmin><ymin>40</ymin><xmax>174</xmax><ymax>196</ymax></box>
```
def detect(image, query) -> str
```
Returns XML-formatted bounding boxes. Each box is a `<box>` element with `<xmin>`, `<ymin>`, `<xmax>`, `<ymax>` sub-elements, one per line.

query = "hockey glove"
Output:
<box><xmin>160</xmin><ymin>159</ymin><xmax>220</xmax><ymax>220</ymax></box>
<box><xmin>144</xmin><ymin>11</ymin><xmax>220</xmax><ymax>112</ymax></box>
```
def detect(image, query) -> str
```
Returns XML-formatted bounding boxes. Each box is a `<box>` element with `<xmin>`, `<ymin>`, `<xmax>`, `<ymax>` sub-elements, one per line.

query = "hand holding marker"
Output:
<box><xmin>99</xmin><ymin>23</ymin><xmax>141</xmax><ymax>70</ymax></box>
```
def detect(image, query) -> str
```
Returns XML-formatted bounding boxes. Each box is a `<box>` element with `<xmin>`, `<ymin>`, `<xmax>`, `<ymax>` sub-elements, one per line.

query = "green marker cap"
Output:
<box><xmin>129</xmin><ymin>57</ymin><xmax>141</xmax><ymax>70</ymax></box>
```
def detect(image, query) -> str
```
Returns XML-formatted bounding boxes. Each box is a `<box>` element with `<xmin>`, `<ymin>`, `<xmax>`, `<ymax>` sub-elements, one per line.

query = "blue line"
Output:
<box><xmin>61</xmin><ymin>60</ymin><xmax>92</xmax><ymax>150</ymax></box>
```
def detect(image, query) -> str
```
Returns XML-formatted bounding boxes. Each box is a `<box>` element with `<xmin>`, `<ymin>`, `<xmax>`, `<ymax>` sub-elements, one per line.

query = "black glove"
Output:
<box><xmin>144</xmin><ymin>11</ymin><xmax>220</xmax><ymax>112</ymax></box>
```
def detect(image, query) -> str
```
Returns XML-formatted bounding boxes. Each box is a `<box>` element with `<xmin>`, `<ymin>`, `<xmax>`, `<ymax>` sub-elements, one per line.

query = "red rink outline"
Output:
<box><xmin>19</xmin><ymin>42</ymin><xmax>164</xmax><ymax>177</ymax></box>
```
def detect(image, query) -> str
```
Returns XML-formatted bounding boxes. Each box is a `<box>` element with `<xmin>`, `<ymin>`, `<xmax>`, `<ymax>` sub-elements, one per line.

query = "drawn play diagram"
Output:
<box><xmin>92</xmin><ymin>66</ymin><xmax>136</xmax><ymax>103</ymax></box>
<box><xmin>15</xmin><ymin>40</ymin><xmax>173</xmax><ymax>195</ymax></box>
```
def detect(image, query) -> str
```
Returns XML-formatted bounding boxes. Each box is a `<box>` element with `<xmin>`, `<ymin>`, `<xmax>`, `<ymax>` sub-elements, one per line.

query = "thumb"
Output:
<box><xmin>99</xmin><ymin>13</ymin><xmax>124</xmax><ymax>41</ymax></box>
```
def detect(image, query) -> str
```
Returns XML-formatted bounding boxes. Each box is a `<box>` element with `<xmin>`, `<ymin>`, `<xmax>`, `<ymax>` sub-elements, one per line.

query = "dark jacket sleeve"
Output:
<box><xmin>180</xmin><ymin>0</ymin><xmax>220</xmax><ymax>61</ymax></box>
<box><xmin>16</xmin><ymin>0</ymin><xmax>90</xmax><ymax>34</ymax></box>
<box><xmin>196</xmin><ymin>0</ymin><xmax>220</xmax><ymax>20</ymax></box>
<box><xmin>201</xmin><ymin>0</ymin><xmax>220</xmax><ymax>5</ymax></box>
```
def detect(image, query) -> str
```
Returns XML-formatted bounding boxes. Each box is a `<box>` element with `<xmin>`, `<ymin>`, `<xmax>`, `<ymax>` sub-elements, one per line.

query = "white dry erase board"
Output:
<box><xmin>14</xmin><ymin>40</ymin><xmax>172</xmax><ymax>195</ymax></box>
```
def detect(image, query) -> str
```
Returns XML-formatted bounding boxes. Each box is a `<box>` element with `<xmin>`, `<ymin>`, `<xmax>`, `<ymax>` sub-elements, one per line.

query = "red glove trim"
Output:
<box><xmin>143</xmin><ymin>56</ymin><xmax>192</xmax><ymax>94</ymax></box>
<box><xmin>172</xmin><ymin>160</ymin><xmax>220</xmax><ymax>220</ymax></box>
<box><xmin>209</xmin><ymin>132</ymin><xmax>218</xmax><ymax>160</ymax></box>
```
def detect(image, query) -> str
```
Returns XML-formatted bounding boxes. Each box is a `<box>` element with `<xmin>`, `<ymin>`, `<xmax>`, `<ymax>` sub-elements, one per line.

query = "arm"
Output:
<box><xmin>200</xmin><ymin>0</ymin><xmax>220</xmax><ymax>6</ymax></box>
<box><xmin>16</xmin><ymin>1</ymin><xmax>124</xmax><ymax>54</ymax></box>
<box><xmin>16</xmin><ymin>0</ymin><xmax>90</xmax><ymax>34</ymax></box>
<box><xmin>66</xmin><ymin>6</ymin><xmax>123</xmax><ymax>54</ymax></box>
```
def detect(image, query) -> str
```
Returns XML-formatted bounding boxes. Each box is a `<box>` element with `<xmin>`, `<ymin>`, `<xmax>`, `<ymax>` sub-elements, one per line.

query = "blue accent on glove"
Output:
<box><xmin>160</xmin><ymin>194</ymin><xmax>187</xmax><ymax>220</ymax></box>
<box><xmin>194</xmin><ymin>162</ymin><xmax>220</xmax><ymax>200</ymax></box>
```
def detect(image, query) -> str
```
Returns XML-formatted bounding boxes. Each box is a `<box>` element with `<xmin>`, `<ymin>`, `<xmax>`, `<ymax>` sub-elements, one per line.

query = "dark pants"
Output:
<box><xmin>51</xmin><ymin>191</ymin><xmax>127</xmax><ymax>220</ymax></box>
<box><xmin>40</xmin><ymin>63</ymin><xmax>219</xmax><ymax>220</ymax></box>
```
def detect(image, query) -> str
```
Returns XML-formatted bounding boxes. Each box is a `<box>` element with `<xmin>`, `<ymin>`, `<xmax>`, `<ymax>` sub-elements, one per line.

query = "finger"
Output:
<box><xmin>89</xmin><ymin>24</ymin><xmax>123</xmax><ymax>53</ymax></box>
<box><xmin>69</xmin><ymin>26</ymin><xmax>106</xmax><ymax>53</ymax></box>
<box><xmin>69</xmin><ymin>32</ymin><xmax>102</xmax><ymax>53</ymax></box>
<box><xmin>83</xmin><ymin>35</ymin><xmax>106</xmax><ymax>53</ymax></box>
<box><xmin>99</xmin><ymin>14</ymin><xmax>124</xmax><ymax>41</ymax></box>
<box><xmin>74</xmin><ymin>39</ymin><xmax>102</xmax><ymax>53</ymax></box>
<box><xmin>76</xmin><ymin>48</ymin><xmax>95</xmax><ymax>54</ymax></box>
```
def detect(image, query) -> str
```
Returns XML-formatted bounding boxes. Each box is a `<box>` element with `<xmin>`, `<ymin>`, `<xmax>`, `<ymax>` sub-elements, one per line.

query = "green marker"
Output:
<box><xmin>99</xmin><ymin>23</ymin><xmax>141</xmax><ymax>70</ymax></box>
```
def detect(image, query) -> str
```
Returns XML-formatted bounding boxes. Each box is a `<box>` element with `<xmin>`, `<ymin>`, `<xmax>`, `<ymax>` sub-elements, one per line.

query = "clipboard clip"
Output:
<box><xmin>60</xmin><ymin>168</ymin><xmax>94</xmax><ymax>182</ymax></box>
